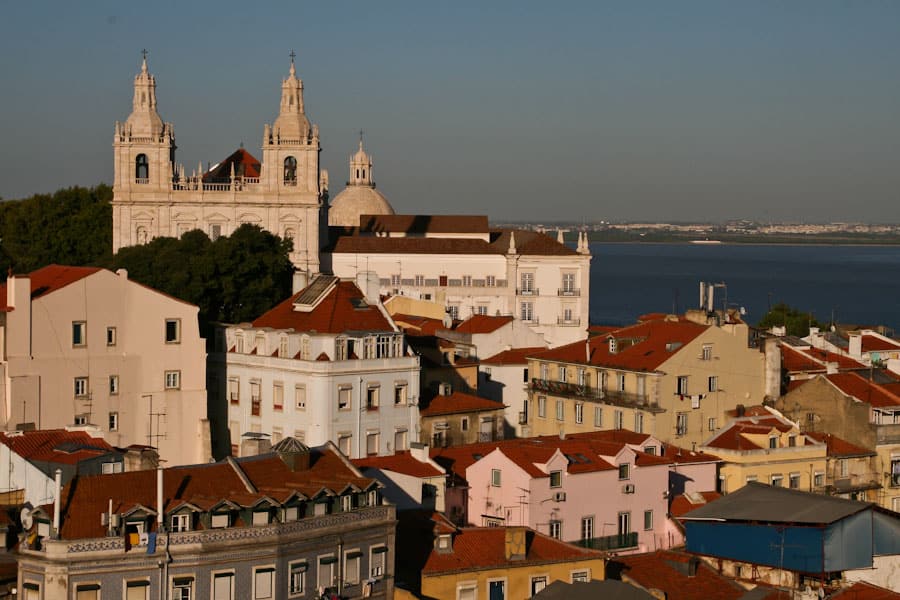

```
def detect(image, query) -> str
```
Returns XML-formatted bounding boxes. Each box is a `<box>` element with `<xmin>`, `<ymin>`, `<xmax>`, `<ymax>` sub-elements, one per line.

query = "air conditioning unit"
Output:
<box><xmin>553</xmin><ymin>491</ymin><xmax>567</xmax><ymax>502</ymax></box>
<box><xmin>622</xmin><ymin>484</ymin><xmax>635</xmax><ymax>494</ymax></box>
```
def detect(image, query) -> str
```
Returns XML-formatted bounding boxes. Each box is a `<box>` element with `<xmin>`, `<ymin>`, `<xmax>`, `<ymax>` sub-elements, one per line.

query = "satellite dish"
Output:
<box><xmin>20</xmin><ymin>507</ymin><xmax>33</xmax><ymax>530</ymax></box>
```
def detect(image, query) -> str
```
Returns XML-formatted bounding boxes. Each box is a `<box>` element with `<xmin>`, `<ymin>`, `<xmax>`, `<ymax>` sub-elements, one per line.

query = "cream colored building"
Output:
<box><xmin>325</xmin><ymin>216</ymin><xmax>592</xmax><ymax>347</ymax></box>
<box><xmin>526</xmin><ymin>311</ymin><xmax>767</xmax><ymax>448</ymax></box>
<box><xmin>328</xmin><ymin>138</ymin><xmax>395</xmax><ymax>227</ymax></box>
<box><xmin>0</xmin><ymin>265</ymin><xmax>210</xmax><ymax>465</ymax></box>
<box><xmin>111</xmin><ymin>55</ymin><xmax>326</xmax><ymax>273</ymax></box>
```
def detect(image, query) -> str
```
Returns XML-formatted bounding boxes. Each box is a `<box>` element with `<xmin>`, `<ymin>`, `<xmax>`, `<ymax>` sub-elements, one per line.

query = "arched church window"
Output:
<box><xmin>284</xmin><ymin>156</ymin><xmax>297</xmax><ymax>184</ymax></box>
<box><xmin>362</xmin><ymin>169</ymin><xmax>366</xmax><ymax>179</ymax></box>
<box><xmin>135</xmin><ymin>154</ymin><xmax>149</xmax><ymax>182</ymax></box>
<box><xmin>356</xmin><ymin>169</ymin><xmax>360</xmax><ymax>178</ymax></box>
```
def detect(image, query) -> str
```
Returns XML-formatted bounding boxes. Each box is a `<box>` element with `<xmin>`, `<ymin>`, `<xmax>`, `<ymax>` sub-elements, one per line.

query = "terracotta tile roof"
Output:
<box><xmin>454</xmin><ymin>315</ymin><xmax>513</xmax><ymax>334</ymax></box>
<box><xmin>0</xmin><ymin>265</ymin><xmax>102</xmax><ymax>311</ymax></box>
<box><xmin>660</xmin><ymin>444</ymin><xmax>721</xmax><ymax>464</ymax></box>
<box><xmin>251</xmin><ymin>280</ymin><xmax>393</xmax><ymax>334</ymax></box>
<box><xmin>353</xmin><ymin>451</ymin><xmax>444</xmax><ymax>478</ymax></box>
<box><xmin>482</xmin><ymin>346</ymin><xmax>548</xmax><ymax>366</ymax></box>
<box><xmin>861</xmin><ymin>335</ymin><xmax>900</xmax><ymax>353</ymax></box>
<box><xmin>419</xmin><ymin>392</ymin><xmax>505</xmax><ymax>417</ymax></box>
<box><xmin>330</xmin><ymin>227</ymin><xmax>577</xmax><ymax>257</ymax></box>
<box><xmin>614</xmin><ymin>550</ymin><xmax>747</xmax><ymax>600</ymax></box>
<box><xmin>805</xmin><ymin>432</ymin><xmax>875</xmax><ymax>457</ymax></box>
<box><xmin>0</xmin><ymin>429</ymin><xmax>117</xmax><ymax>465</ymax></box>
<box><xmin>533</xmin><ymin>317</ymin><xmax>708</xmax><ymax>372</ymax></box>
<box><xmin>422</xmin><ymin>526</ymin><xmax>603</xmax><ymax>574</ymax></box>
<box><xmin>202</xmin><ymin>147</ymin><xmax>261</xmax><ymax>180</ymax></box>
<box><xmin>359</xmin><ymin>214</ymin><xmax>489</xmax><ymax>234</ymax></box>
<box><xmin>826</xmin><ymin>372</ymin><xmax>900</xmax><ymax>408</ymax></box>
<box><xmin>780</xmin><ymin>344</ymin><xmax>866</xmax><ymax>373</ymax></box>
<box><xmin>703</xmin><ymin>417</ymin><xmax>800</xmax><ymax>452</ymax></box>
<box><xmin>669</xmin><ymin>491</ymin><xmax>722</xmax><ymax>518</ymax></box>
<box><xmin>56</xmin><ymin>446</ymin><xmax>379</xmax><ymax>539</ymax></box>
<box><xmin>830</xmin><ymin>582</ymin><xmax>900</xmax><ymax>599</ymax></box>
<box><xmin>391</xmin><ymin>313</ymin><xmax>446</xmax><ymax>336</ymax></box>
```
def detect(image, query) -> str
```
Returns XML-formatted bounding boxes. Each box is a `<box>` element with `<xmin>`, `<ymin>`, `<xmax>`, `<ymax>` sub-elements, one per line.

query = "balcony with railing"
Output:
<box><xmin>558</xmin><ymin>288</ymin><xmax>581</xmax><ymax>297</ymax></box>
<box><xmin>557</xmin><ymin>317</ymin><xmax>582</xmax><ymax>326</ymax></box>
<box><xmin>530</xmin><ymin>378</ymin><xmax>664</xmax><ymax>413</ymax></box>
<box><xmin>576</xmin><ymin>531</ymin><xmax>638</xmax><ymax>552</ymax></box>
<box><xmin>517</xmin><ymin>288</ymin><xmax>540</xmax><ymax>296</ymax></box>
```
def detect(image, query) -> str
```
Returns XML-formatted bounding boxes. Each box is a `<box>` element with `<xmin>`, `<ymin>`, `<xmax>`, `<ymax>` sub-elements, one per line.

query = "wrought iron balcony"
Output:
<box><xmin>530</xmin><ymin>378</ymin><xmax>664</xmax><ymax>413</ymax></box>
<box><xmin>517</xmin><ymin>288</ymin><xmax>540</xmax><ymax>296</ymax></box>
<box><xmin>557</xmin><ymin>288</ymin><xmax>581</xmax><ymax>296</ymax></box>
<box><xmin>557</xmin><ymin>317</ymin><xmax>582</xmax><ymax>326</ymax></box>
<box><xmin>576</xmin><ymin>531</ymin><xmax>638</xmax><ymax>552</ymax></box>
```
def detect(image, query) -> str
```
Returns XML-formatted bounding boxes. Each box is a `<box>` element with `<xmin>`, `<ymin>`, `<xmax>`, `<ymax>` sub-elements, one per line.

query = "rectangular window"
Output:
<box><xmin>394</xmin><ymin>384</ymin><xmax>407</xmax><ymax>405</ymax></box>
<box><xmin>523</xmin><ymin>368</ymin><xmax>529</xmax><ymax>383</ymax></box>
<box><xmin>594</xmin><ymin>406</ymin><xmax>603</xmax><ymax>428</ymax></box>
<box><xmin>491</xmin><ymin>469</ymin><xmax>502</xmax><ymax>487</ymax></box>
<box><xmin>677</xmin><ymin>376</ymin><xmax>689</xmax><ymax>395</ymax></box>
<box><xmin>538</xmin><ymin>396</ymin><xmax>546</xmax><ymax>418</ymax></box>
<box><xmin>581</xmin><ymin>516</ymin><xmax>593</xmax><ymax>540</ymax></box>
<box><xmin>789</xmin><ymin>473</ymin><xmax>801</xmax><ymax>489</ymax></box>
<box><xmin>562</xmin><ymin>272</ymin><xmax>576</xmax><ymax>293</ymax></box>
<box><xmin>617</xmin><ymin>373</ymin><xmax>626</xmax><ymax>392</ymax></box>
<box><xmin>370</xmin><ymin>547</ymin><xmax>387</xmax><ymax>578</ymax></box>
<box><xmin>771</xmin><ymin>474</ymin><xmax>784</xmax><ymax>487</ymax></box>
<box><xmin>213</xmin><ymin>572</ymin><xmax>234</xmax><ymax>600</ymax></box>
<box><xmin>318</xmin><ymin>557</ymin><xmax>337</xmax><ymax>588</ymax></box>
<box><xmin>461</xmin><ymin>417</ymin><xmax>469</xmax><ymax>431</ymax></box>
<box><xmin>366</xmin><ymin>385</ymin><xmax>380</xmax><ymax>410</ymax></box>
<box><xmin>550</xmin><ymin>470</ymin><xmax>562</xmax><ymax>488</ymax></box>
<box><xmin>253</xmin><ymin>567</ymin><xmax>274</xmax><ymax>599</ymax></box>
<box><xmin>338</xmin><ymin>385</ymin><xmax>352</xmax><ymax>410</ymax></box>
<box><xmin>575</xmin><ymin>403</ymin><xmax>583</xmax><ymax>424</ymax></box>
<box><xmin>165</xmin><ymin>370</ymin><xmax>181</xmax><ymax>390</ymax></box>
<box><xmin>73</xmin><ymin>321</ymin><xmax>87</xmax><ymax>347</ymax></box>
<box><xmin>171</xmin><ymin>513</ymin><xmax>190</xmax><ymax>532</ymax></box>
<box><xmin>126</xmin><ymin>581</ymin><xmax>149</xmax><ymax>600</ymax></box>
<box><xmin>448</xmin><ymin>304</ymin><xmax>460</xmax><ymax>320</ymax></box>
<box><xmin>75</xmin><ymin>413</ymin><xmax>89</xmax><ymax>426</ymax></box>
<box><xmin>548</xmin><ymin>520</ymin><xmax>561</xmax><ymax>539</ymax></box>
<box><xmin>108</xmin><ymin>411</ymin><xmax>119</xmax><ymax>432</ymax></box>
<box><xmin>556</xmin><ymin>400</ymin><xmax>564</xmax><ymax>421</ymax></box>
<box><xmin>101</xmin><ymin>461</ymin><xmax>122</xmax><ymax>474</ymax></box>
<box><xmin>75</xmin><ymin>377</ymin><xmax>88</xmax><ymax>397</ymax></box>
<box><xmin>394</xmin><ymin>429</ymin><xmax>408</xmax><ymax>451</ymax></box>
<box><xmin>462</xmin><ymin>275</ymin><xmax>472</xmax><ymax>287</ymax></box>
<box><xmin>109</xmin><ymin>375</ymin><xmax>119</xmax><ymax>395</ymax></box>
<box><xmin>107</xmin><ymin>326</ymin><xmax>117</xmax><ymax>346</ymax></box>
<box><xmin>618</xmin><ymin>463</ymin><xmax>630</xmax><ymax>480</ymax></box>
<box><xmin>165</xmin><ymin>319</ymin><xmax>181</xmax><ymax>344</ymax></box>
<box><xmin>614</xmin><ymin>409</ymin><xmax>623</xmax><ymax>430</ymax></box>
<box><xmin>521</xmin><ymin>272</ymin><xmax>534</xmax><ymax>293</ymax></box>
<box><xmin>289</xmin><ymin>562</ymin><xmax>307</xmax><ymax>596</ymax></box>
<box><xmin>76</xmin><ymin>584</ymin><xmax>100</xmax><ymax>600</ymax></box>
<box><xmin>211</xmin><ymin>513</ymin><xmax>229</xmax><ymax>528</ymax></box>
<box><xmin>486</xmin><ymin>275</ymin><xmax>496</xmax><ymax>287</ymax></box>
<box><xmin>172</xmin><ymin>577</ymin><xmax>193</xmax><ymax>600</ymax></box>
<box><xmin>702</xmin><ymin>345</ymin><xmax>712</xmax><ymax>361</ymax></box>
<box><xmin>815</xmin><ymin>471</ymin><xmax>825</xmax><ymax>487</ymax></box>
<box><xmin>366</xmin><ymin>432</ymin><xmax>379</xmax><ymax>455</ymax></box>
<box><xmin>279</xmin><ymin>336</ymin><xmax>289</xmax><ymax>358</ymax></box>
<box><xmin>339</xmin><ymin>435</ymin><xmax>352</xmax><ymax>456</ymax></box>
<box><xmin>294</xmin><ymin>384</ymin><xmax>306</xmax><ymax>410</ymax></box>
<box><xmin>789</xmin><ymin>435</ymin><xmax>797</xmax><ymax>447</ymax></box>
<box><xmin>572</xmin><ymin>571</ymin><xmax>589</xmax><ymax>584</ymax></box>
<box><xmin>769</xmin><ymin>437</ymin><xmax>778</xmax><ymax>449</ymax></box>
<box><xmin>531</xmin><ymin>577</ymin><xmax>548</xmax><ymax>597</ymax></box>
<box><xmin>644</xmin><ymin>510</ymin><xmax>653</xmax><ymax>530</ymax></box>
<box><xmin>229</xmin><ymin>378</ymin><xmax>240</xmax><ymax>404</ymax></box>
<box><xmin>708</xmin><ymin>417</ymin><xmax>717</xmax><ymax>432</ymax></box>
<box><xmin>676</xmin><ymin>412</ymin><xmax>688</xmax><ymax>436</ymax></box>
<box><xmin>344</xmin><ymin>552</ymin><xmax>362</xmax><ymax>585</ymax></box>
<box><xmin>273</xmin><ymin>383</ymin><xmax>284</xmax><ymax>411</ymax></box>
<box><xmin>559</xmin><ymin>366</ymin><xmax>568</xmax><ymax>383</ymax></box>
<box><xmin>840</xmin><ymin>459</ymin><xmax>849</xmax><ymax>478</ymax></box>
<box><xmin>708</xmin><ymin>376</ymin><xmax>718</xmax><ymax>392</ymax></box>
<box><xmin>520</xmin><ymin>302</ymin><xmax>534</xmax><ymax>322</ymax></box>
<box><xmin>540</xmin><ymin>363</ymin><xmax>549</xmax><ymax>380</ymax></box>
<box><xmin>634</xmin><ymin>412</ymin><xmax>643</xmax><ymax>434</ymax></box>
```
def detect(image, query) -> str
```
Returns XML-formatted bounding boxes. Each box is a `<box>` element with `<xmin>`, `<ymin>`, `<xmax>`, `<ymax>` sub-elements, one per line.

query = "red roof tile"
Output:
<box><xmin>0</xmin><ymin>429</ymin><xmax>117</xmax><ymax>465</ymax></box>
<box><xmin>359</xmin><ymin>214</ymin><xmax>490</xmax><ymax>234</ymax></box>
<box><xmin>830</xmin><ymin>582</ymin><xmax>900</xmax><ymax>600</ymax></box>
<box><xmin>331</xmin><ymin>228</ymin><xmax>577</xmax><ymax>257</ymax></box>
<box><xmin>419</xmin><ymin>392</ymin><xmax>505</xmax><ymax>417</ymax></box>
<box><xmin>861</xmin><ymin>335</ymin><xmax>900</xmax><ymax>353</ymax></box>
<box><xmin>422</xmin><ymin>527</ymin><xmax>603</xmax><ymax>574</ymax></box>
<box><xmin>0</xmin><ymin>265</ymin><xmax>102</xmax><ymax>311</ymax></box>
<box><xmin>353</xmin><ymin>451</ymin><xmax>444</xmax><ymax>478</ymax></box>
<box><xmin>252</xmin><ymin>280</ymin><xmax>393</xmax><ymax>334</ymax></box>
<box><xmin>203</xmin><ymin>148</ymin><xmax>261</xmax><ymax>180</ymax></box>
<box><xmin>56</xmin><ymin>447</ymin><xmax>378</xmax><ymax>539</ymax></box>
<box><xmin>670</xmin><ymin>492</ymin><xmax>722</xmax><ymax>518</ymax></box>
<box><xmin>781</xmin><ymin>344</ymin><xmax>866</xmax><ymax>373</ymax></box>
<box><xmin>615</xmin><ymin>550</ymin><xmax>748</xmax><ymax>600</ymax></box>
<box><xmin>826</xmin><ymin>372</ymin><xmax>900</xmax><ymax>408</ymax></box>
<box><xmin>481</xmin><ymin>346</ymin><xmax>547</xmax><ymax>365</ymax></box>
<box><xmin>454</xmin><ymin>315</ymin><xmax>513</xmax><ymax>334</ymax></box>
<box><xmin>805</xmin><ymin>432</ymin><xmax>875</xmax><ymax>457</ymax></box>
<box><xmin>391</xmin><ymin>313</ymin><xmax>446</xmax><ymax>336</ymax></box>
<box><xmin>534</xmin><ymin>317</ymin><xmax>708</xmax><ymax>372</ymax></box>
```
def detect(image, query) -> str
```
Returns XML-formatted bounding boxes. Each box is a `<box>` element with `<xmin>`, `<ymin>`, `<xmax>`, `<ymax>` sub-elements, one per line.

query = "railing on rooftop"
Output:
<box><xmin>576</xmin><ymin>531</ymin><xmax>638</xmax><ymax>552</ymax></box>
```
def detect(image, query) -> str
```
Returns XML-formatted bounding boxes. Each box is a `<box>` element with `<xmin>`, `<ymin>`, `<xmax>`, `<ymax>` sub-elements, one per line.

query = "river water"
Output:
<box><xmin>588</xmin><ymin>243</ymin><xmax>900</xmax><ymax>332</ymax></box>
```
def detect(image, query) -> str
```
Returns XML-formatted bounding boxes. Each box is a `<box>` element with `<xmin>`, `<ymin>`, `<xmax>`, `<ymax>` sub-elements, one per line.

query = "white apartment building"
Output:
<box><xmin>0</xmin><ymin>265</ymin><xmax>210</xmax><ymax>465</ymax></box>
<box><xmin>324</xmin><ymin>215</ymin><xmax>592</xmax><ymax>347</ymax></box>
<box><xmin>216</xmin><ymin>275</ymin><xmax>420</xmax><ymax>459</ymax></box>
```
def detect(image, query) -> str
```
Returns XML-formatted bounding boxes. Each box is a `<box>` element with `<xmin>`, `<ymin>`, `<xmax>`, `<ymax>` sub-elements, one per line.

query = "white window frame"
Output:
<box><xmin>106</xmin><ymin>326</ymin><xmax>117</xmax><ymax>346</ymax></box>
<box><xmin>171</xmin><ymin>513</ymin><xmax>190</xmax><ymax>532</ymax></box>
<box><xmin>108</xmin><ymin>411</ymin><xmax>119</xmax><ymax>432</ymax></box>
<box><xmin>211</xmin><ymin>571</ymin><xmax>235</xmax><ymax>600</ymax></box>
<box><xmin>165</xmin><ymin>370</ymin><xmax>181</xmax><ymax>390</ymax></box>
<box><xmin>252</xmin><ymin>565</ymin><xmax>275</xmax><ymax>600</ymax></box>
<box><xmin>575</xmin><ymin>402</ymin><xmax>583</xmax><ymax>424</ymax></box>
<box><xmin>165</xmin><ymin>318</ymin><xmax>182</xmax><ymax>344</ymax></box>
<box><xmin>171</xmin><ymin>576</ymin><xmax>193</xmax><ymax>600</ymax></box>
<box><xmin>548</xmin><ymin>520</ymin><xmax>562</xmax><ymax>539</ymax></box>
<box><xmin>537</xmin><ymin>396</ymin><xmax>546</xmax><ymax>418</ymax></box>
<box><xmin>75</xmin><ymin>377</ymin><xmax>89</xmax><ymax>398</ymax></box>
<box><xmin>288</xmin><ymin>561</ymin><xmax>307</xmax><ymax>597</ymax></box>
<box><xmin>491</xmin><ymin>468</ymin><xmax>502</xmax><ymax>487</ymax></box>
<box><xmin>109</xmin><ymin>375</ymin><xmax>119</xmax><ymax>395</ymax></box>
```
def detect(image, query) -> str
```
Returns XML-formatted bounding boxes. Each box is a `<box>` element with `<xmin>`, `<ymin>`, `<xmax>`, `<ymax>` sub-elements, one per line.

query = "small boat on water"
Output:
<box><xmin>690</xmin><ymin>239</ymin><xmax>722</xmax><ymax>245</ymax></box>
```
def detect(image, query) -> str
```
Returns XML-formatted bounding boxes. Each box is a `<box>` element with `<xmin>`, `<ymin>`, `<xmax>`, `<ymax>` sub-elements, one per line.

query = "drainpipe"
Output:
<box><xmin>53</xmin><ymin>468</ymin><xmax>61</xmax><ymax>537</ymax></box>
<box><xmin>337</xmin><ymin>538</ymin><xmax>344</xmax><ymax>596</ymax></box>
<box><xmin>356</xmin><ymin>378</ymin><xmax>363</xmax><ymax>458</ymax></box>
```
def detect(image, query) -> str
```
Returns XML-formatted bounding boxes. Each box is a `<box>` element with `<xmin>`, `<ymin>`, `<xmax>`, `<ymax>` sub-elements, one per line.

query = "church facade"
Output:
<box><xmin>111</xmin><ymin>56</ymin><xmax>327</xmax><ymax>273</ymax></box>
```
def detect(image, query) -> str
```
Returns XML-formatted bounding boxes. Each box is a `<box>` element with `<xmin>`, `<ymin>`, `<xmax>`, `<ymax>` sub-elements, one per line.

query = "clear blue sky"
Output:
<box><xmin>2</xmin><ymin>1</ymin><xmax>899</xmax><ymax>222</ymax></box>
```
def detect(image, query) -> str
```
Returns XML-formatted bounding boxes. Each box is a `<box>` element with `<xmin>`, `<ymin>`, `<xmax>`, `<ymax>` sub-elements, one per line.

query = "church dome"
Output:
<box><xmin>329</xmin><ymin>185</ymin><xmax>395</xmax><ymax>227</ymax></box>
<box><xmin>328</xmin><ymin>138</ymin><xmax>395</xmax><ymax>227</ymax></box>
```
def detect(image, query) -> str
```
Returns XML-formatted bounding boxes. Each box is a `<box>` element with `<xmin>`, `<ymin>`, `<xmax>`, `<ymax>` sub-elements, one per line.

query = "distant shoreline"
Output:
<box><xmin>581</xmin><ymin>234</ymin><xmax>900</xmax><ymax>246</ymax></box>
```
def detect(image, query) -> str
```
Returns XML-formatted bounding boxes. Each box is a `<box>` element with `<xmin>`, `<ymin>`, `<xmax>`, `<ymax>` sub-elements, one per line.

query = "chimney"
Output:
<box><xmin>557</xmin><ymin>229</ymin><xmax>564</xmax><ymax>244</ymax></box>
<box><xmin>292</xmin><ymin>269</ymin><xmax>309</xmax><ymax>294</ymax></box>
<box><xmin>409</xmin><ymin>441</ymin><xmax>430</xmax><ymax>463</ymax></box>
<box><xmin>356</xmin><ymin>270</ymin><xmax>380</xmax><ymax>303</ymax></box>
<box><xmin>240</xmin><ymin>433</ymin><xmax>272</xmax><ymax>457</ymax></box>
<box><xmin>699</xmin><ymin>282</ymin><xmax>707</xmax><ymax>310</ymax></box>
<box><xmin>504</xmin><ymin>527</ymin><xmax>527</xmax><ymax>561</ymax></box>
<box><xmin>157</xmin><ymin>466</ymin><xmax>164</xmax><ymax>529</ymax></box>
<box><xmin>6</xmin><ymin>275</ymin><xmax>32</xmax><ymax>357</ymax></box>
<box><xmin>53</xmin><ymin>468</ymin><xmax>62</xmax><ymax>536</ymax></box>
<box><xmin>848</xmin><ymin>332</ymin><xmax>862</xmax><ymax>358</ymax></box>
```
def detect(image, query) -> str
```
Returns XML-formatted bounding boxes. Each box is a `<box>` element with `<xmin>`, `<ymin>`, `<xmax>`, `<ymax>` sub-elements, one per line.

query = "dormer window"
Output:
<box><xmin>436</xmin><ymin>534</ymin><xmax>452</xmax><ymax>552</ymax></box>
<box><xmin>341</xmin><ymin>495</ymin><xmax>353</xmax><ymax>512</ymax></box>
<box><xmin>769</xmin><ymin>437</ymin><xmax>778</xmax><ymax>449</ymax></box>
<box><xmin>211</xmin><ymin>512</ymin><xmax>230</xmax><ymax>528</ymax></box>
<box><xmin>618</xmin><ymin>463</ymin><xmax>630</xmax><ymax>480</ymax></box>
<box><xmin>284</xmin><ymin>505</ymin><xmax>300</xmax><ymax>522</ymax></box>
<box><xmin>252</xmin><ymin>510</ymin><xmax>270</xmax><ymax>526</ymax></box>
<box><xmin>367</xmin><ymin>490</ymin><xmax>379</xmax><ymax>506</ymax></box>
<box><xmin>170</xmin><ymin>513</ymin><xmax>191</xmax><ymax>532</ymax></box>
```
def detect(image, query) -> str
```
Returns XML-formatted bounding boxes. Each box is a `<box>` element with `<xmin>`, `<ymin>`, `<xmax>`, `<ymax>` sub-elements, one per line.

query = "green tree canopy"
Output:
<box><xmin>0</xmin><ymin>185</ymin><xmax>112</xmax><ymax>274</ymax></box>
<box><xmin>756</xmin><ymin>302</ymin><xmax>823</xmax><ymax>337</ymax></box>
